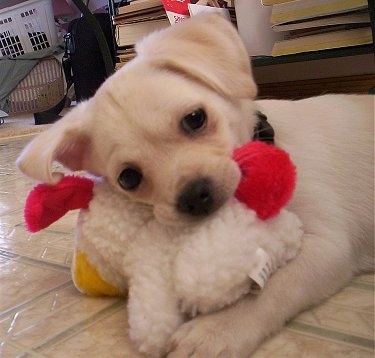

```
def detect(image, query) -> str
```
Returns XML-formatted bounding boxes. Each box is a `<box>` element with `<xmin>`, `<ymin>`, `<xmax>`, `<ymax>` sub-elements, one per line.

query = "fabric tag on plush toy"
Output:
<box><xmin>249</xmin><ymin>248</ymin><xmax>274</xmax><ymax>293</ymax></box>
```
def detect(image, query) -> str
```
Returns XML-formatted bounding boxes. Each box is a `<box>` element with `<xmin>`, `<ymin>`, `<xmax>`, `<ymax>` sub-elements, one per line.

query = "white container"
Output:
<box><xmin>0</xmin><ymin>0</ymin><xmax>58</xmax><ymax>57</ymax></box>
<box><xmin>235</xmin><ymin>0</ymin><xmax>283</xmax><ymax>56</ymax></box>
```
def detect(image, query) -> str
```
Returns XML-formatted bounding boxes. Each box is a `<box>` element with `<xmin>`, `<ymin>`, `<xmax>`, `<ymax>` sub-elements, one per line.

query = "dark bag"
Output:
<box><xmin>34</xmin><ymin>6</ymin><xmax>115</xmax><ymax>124</ymax></box>
<box><xmin>64</xmin><ymin>13</ymin><xmax>116</xmax><ymax>102</ymax></box>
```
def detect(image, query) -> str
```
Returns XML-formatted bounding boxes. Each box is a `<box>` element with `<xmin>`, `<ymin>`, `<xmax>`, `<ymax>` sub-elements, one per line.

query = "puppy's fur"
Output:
<box><xmin>17</xmin><ymin>14</ymin><xmax>374</xmax><ymax>357</ymax></box>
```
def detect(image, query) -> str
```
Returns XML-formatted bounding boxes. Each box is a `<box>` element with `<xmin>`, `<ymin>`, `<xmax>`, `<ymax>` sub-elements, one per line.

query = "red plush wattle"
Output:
<box><xmin>25</xmin><ymin>176</ymin><xmax>94</xmax><ymax>233</ymax></box>
<box><xmin>233</xmin><ymin>141</ymin><xmax>296</xmax><ymax>220</ymax></box>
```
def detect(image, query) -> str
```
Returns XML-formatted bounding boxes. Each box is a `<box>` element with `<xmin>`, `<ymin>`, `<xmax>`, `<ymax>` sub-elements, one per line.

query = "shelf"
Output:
<box><xmin>253</xmin><ymin>0</ymin><xmax>375</xmax><ymax>67</ymax></box>
<box><xmin>252</xmin><ymin>44</ymin><xmax>374</xmax><ymax>67</ymax></box>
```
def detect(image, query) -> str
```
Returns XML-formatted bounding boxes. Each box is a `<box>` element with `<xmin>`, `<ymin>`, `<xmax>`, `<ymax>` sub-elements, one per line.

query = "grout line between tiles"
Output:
<box><xmin>0</xmin><ymin>249</ymin><xmax>20</xmax><ymax>260</ymax></box>
<box><xmin>3</xmin><ymin>341</ymin><xmax>45</xmax><ymax>358</ymax></box>
<box><xmin>14</xmin><ymin>252</ymin><xmax>71</xmax><ymax>273</ymax></box>
<box><xmin>349</xmin><ymin>281</ymin><xmax>374</xmax><ymax>290</ymax></box>
<box><xmin>287</xmin><ymin>321</ymin><xmax>375</xmax><ymax>350</ymax></box>
<box><xmin>0</xmin><ymin>133</ymin><xmax>40</xmax><ymax>144</ymax></box>
<box><xmin>0</xmin><ymin>281</ymin><xmax>74</xmax><ymax>320</ymax></box>
<box><xmin>0</xmin><ymin>249</ymin><xmax>71</xmax><ymax>272</ymax></box>
<box><xmin>33</xmin><ymin>298</ymin><xmax>127</xmax><ymax>353</ymax></box>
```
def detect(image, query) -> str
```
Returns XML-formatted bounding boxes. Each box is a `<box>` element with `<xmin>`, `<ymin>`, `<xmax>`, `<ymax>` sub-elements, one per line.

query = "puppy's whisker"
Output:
<box><xmin>254</xmin><ymin>127</ymin><xmax>270</xmax><ymax>134</ymax></box>
<box><xmin>253</xmin><ymin>128</ymin><xmax>273</xmax><ymax>137</ymax></box>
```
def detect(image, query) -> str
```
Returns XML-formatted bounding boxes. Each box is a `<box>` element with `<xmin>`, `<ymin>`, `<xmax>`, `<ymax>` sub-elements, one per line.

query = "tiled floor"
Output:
<box><xmin>0</xmin><ymin>134</ymin><xmax>374</xmax><ymax>357</ymax></box>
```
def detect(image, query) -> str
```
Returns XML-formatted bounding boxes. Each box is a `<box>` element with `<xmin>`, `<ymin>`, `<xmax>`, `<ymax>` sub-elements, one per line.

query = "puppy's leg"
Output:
<box><xmin>127</xmin><ymin>233</ymin><xmax>184</xmax><ymax>358</ymax></box>
<box><xmin>167</xmin><ymin>232</ymin><xmax>357</xmax><ymax>357</ymax></box>
<box><xmin>128</xmin><ymin>271</ymin><xmax>184</xmax><ymax>357</ymax></box>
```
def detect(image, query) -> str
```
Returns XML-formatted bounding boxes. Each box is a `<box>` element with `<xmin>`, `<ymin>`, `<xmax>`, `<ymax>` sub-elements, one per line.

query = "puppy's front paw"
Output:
<box><xmin>167</xmin><ymin>313</ymin><xmax>246</xmax><ymax>358</ymax></box>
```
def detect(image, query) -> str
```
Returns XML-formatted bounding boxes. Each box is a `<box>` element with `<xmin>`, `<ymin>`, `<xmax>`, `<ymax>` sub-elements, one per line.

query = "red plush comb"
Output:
<box><xmin>25</xmin><ymin>176</ymin><xmax>94</xmax><ymax>232</ymax></box>
<box><xmin>233</xmin><ymin>141</ymin><xmax>296</xmax><ymax>220</ymax></box>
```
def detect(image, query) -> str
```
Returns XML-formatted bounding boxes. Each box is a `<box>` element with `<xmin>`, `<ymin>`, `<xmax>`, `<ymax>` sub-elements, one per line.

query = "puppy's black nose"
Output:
<box><xmin>177</xmin><ymin>178</ymin><xmax>214</xmax><ymax>217</ymax></box>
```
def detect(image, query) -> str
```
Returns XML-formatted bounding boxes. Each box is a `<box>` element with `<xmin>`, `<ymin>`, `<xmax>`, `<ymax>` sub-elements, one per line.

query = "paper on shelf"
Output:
<box><xmin>162</xmin><ymin>0</ymin><xmax>190</xmax><ymax>25</ymax></box>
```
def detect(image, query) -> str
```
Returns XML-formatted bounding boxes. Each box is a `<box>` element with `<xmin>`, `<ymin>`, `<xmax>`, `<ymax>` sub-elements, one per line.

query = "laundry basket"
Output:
<box><xmin>0</xmin><ymin>0</ymin><xmax>64</xmax><ymax>115</ymax></box>
<box><xmin>8</xmin><ymin>56</ymin><xmax>65</xmax><ymax>114</ymax></box>
<box><xmin>0</xmin><ymin>0</ymin><xmax>58</xmax><ymax>58</ymax></box>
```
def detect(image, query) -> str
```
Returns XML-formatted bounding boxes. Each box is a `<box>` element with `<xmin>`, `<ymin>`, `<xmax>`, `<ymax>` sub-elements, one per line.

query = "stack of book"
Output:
<box><xmin>113</xmin><ymin>0</ymin><xmax>170</xmax><ymax>69</ymax></box>
<box><xmin>113</xmin><ymin>0</ymin><xmax>236</xmax><ymax>69</ymax></box>
<box><xmin>261</xmin><ymin>0</ymin><xmax>372</xmax><ymax>56</ymax></box>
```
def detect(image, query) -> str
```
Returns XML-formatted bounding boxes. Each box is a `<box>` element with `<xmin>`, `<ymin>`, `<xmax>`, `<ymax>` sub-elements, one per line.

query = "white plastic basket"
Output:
<box><xmin>0</xmin><ymin>0</ymin><xmax>58</xmax><ymax>58</ymax></box>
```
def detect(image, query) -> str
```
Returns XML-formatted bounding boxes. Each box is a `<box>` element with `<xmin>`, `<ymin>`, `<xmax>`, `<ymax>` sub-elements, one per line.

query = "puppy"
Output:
<box><xmin>17</xmin><ymin>14</ymin><xmax>374</xmax><ymax>357</ymax></box>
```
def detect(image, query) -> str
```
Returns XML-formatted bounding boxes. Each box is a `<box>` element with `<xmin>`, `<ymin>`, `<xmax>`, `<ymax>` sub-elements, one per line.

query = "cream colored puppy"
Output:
<box><xmin>17</xmin><ymin>14</ymin><xmax>374</xmax><ymax>357</ymax></box>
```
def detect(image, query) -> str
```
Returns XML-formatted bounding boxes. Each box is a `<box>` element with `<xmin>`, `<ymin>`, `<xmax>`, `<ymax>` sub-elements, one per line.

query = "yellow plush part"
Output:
<box><xmin>73</xmin><ymin>251</ymin><xmax>120</xmax><ymax>296</ymax></box>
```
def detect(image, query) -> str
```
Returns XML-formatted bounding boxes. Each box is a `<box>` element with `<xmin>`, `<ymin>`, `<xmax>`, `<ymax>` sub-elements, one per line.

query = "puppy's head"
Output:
<box><xmin>17</xmin><ymin>13</ymin><xmax>258</xmax><ymax>226</ymax></box>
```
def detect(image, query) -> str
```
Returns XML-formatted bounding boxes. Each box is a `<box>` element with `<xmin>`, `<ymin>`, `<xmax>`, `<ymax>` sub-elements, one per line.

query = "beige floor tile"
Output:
<box><xmin>1</xmin><ymin>226</ymin><xmax>74</xmax><ymax>267</ymax></box>
<box><xmin>0</xmin><ymin>342</ymin><xmax>31</xmax><ymax>357</ymax></box>
<box><xmin>0</xmin><ymin>259</ymin><xmax>71</xmax><ymax>313</ymax></box>
<box><xmin>1</xmin><ymin>279</ymin><xmax>123</xmax><ymax>349</ymax></box>
<box><xmin>253</xmin><ymin>328</ymin><xmax>374</xmax><ymax>358</ymax></box>
<box><xmin>41</xmin><ymin>306</ymin><xmax>143</xmax><ymax>358</ymax></box>
<box><xmin>295</xmin><ymin>285</ymin><xmax>374</xmax><ymax>339</ymax></box>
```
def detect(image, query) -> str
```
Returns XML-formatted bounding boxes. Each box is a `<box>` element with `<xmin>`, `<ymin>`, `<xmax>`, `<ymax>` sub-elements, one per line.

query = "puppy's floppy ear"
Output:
<box><xmin>16</xmin><ymin>103</ymin><xmax>92</xmax><ymax>184</ymax></box>
<box><xmin>136</xmin><ymin>13</ymin><xmax>257</xmax><ymax>99</ymax></box>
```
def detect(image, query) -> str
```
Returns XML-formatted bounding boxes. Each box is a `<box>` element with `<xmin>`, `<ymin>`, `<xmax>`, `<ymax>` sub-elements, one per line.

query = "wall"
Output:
<box><xmin>87</xmin><ymin>0</ymin><xmax>108</xmax><ymax>11</ymax></box>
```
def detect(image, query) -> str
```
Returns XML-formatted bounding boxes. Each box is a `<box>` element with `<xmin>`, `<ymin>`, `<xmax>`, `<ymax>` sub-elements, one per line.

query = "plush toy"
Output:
<box><xmin>24</xmin><ymin>141</ymin><xmax>303</xmax><ymax>357</ymax></box>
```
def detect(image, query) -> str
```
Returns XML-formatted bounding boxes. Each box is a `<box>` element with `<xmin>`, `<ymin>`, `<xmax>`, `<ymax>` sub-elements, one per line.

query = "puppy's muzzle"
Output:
<box><xmin>176</xmin><ymin>178</ymin><xmax>215</xmax><ymax>217</ymax></box>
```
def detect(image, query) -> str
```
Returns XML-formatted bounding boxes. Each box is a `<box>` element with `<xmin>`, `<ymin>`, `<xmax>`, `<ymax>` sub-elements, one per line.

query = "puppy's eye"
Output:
<box><xmin>118</xmin><ymin>167</ymin><xmax>142</xmax><ymax>190</ymax></box>
<box><xmin>181</xmin><ymin>108</ymin><xmax>207</xmax><ymax>134</ymax></box>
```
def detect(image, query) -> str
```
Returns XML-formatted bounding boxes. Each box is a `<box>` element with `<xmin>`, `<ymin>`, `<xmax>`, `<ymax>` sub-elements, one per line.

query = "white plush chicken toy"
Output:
<box><xmin>24</xmin><ymin>141</ymin><xmax>303</xmax><ymax>357</ymax></box>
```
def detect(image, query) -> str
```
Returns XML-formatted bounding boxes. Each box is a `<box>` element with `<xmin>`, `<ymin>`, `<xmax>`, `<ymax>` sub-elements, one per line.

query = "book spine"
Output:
<box><xmin>271</xmin><ymin>27</ymin><xmax>372</xmax><ymax>56</ymax></box>
<box><xmin>368</xmin><ymin>0</ymin><xmax>375</xmax><ymax>52</ymax></box>
<box><xmin>271</xmin><ymin>0</ymin><xmax>368</xmax><ymax>24</ymax></box>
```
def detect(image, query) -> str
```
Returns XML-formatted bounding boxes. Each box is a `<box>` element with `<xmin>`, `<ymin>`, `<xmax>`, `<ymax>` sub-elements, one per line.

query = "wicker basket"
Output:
<box><xmin>8</xmin><ymin>56</ymin><xmax>64</xmax><ymax>114</ymax></box>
